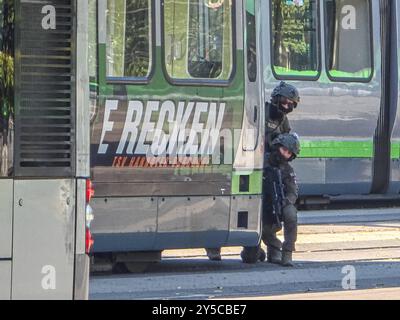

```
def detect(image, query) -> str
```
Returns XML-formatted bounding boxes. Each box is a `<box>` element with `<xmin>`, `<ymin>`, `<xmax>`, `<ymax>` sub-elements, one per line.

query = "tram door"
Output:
<box><xmin>0</xmin><ymin>0</ymin><xmax>90</xmax><ymax>300</ymax></box>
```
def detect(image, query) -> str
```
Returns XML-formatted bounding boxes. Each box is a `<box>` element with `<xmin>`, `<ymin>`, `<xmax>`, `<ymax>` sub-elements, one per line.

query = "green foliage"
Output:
<box><xmin>123</xmin><ymin>0</ymin><xmax>150</xmax><ymax>77</ymax></box>
<box><xmin>164</xmin><ymin>0</ymin><xmax>188</xmax><ymax>78</ymax></box>
<box><xmin>88</xmin><ymin>0</ymin><xmax>98</xmax><ymax>80</ymax></box>
<box><xmin>0</xmin><ymin>50</ymin><xmax>13</xmax><ymax>90</ymax></box>
<box><xmin>0</xmin><ymin>0</ymin><xmax>14</xmax><ymax>118</ymax></box>
<box><xmin>272</xmin><ymin>0</ymin><xmax>317</xmax><ymax>72</ymax></box>
<box><xmin>107</xmin><ymin>0</ymin><xmax>150</xmax><ymax>78</ymax></box>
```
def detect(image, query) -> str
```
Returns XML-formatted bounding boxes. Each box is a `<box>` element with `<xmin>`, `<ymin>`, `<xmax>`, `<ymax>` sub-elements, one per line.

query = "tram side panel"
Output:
<box><xmin>3</xmin><ymin>0</ymin><xmax>90</xmax><ymax>300</ymax></box>
<box><xmin>90</xmin><ymin>0</ymin><xmax>262</xmax><ymax>253</ymax></box>
<box><xmin>0</xmin><ymin>181</ymin><xmax>12</xmax><ymax>299</ymax></box>
<box><xmin>10</xmin><ymin>0</ymin><xmax>75</xmax><ymax>300</ymax></box>
<box><xmin>12</xmin><ymin>181</ymin><xmax>76</xmax><ymax>299</ymax></box>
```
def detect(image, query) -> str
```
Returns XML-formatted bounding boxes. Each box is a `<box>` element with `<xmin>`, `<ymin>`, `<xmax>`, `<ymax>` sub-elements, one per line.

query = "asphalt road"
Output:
<box><xmin>89</xmin><ymin>209</ymin><xmax>400</xmax><ymax>300</ymax></box>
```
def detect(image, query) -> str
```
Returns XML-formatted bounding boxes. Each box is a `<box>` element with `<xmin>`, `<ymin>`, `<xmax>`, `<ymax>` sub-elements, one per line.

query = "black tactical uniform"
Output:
<box><xmin>241</xmin><ymin>82</ymin><xmax>300</xmax><ymax>265</ymax></box>
<box><xmin>262</xmin><ymin>134</ymin><xmax>300</xmax><ymax>267</ymax></box>
<box><xmin>208</xmin><ymin>82</ymin><xmax>300</xmax><ymax>263</ymax></box>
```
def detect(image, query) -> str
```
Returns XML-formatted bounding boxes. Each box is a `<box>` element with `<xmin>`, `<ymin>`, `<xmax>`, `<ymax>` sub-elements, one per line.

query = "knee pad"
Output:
<box><xmin>283</xmin><ymin>205</ymin><xmax>297</xmax><ymax>225</ymax></box>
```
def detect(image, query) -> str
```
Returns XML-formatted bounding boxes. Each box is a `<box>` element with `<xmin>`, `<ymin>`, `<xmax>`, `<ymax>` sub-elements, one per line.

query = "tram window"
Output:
<box><xmin>106</xmin><ymin>0</ymin><xmax>152</xmax><ymax>79</ymax></box>
<box><xmin>325</xmin><ymin>0</ymin><xmax>372</xmax><ymax>81</ymax></box>
<box><xmin>246</xmin><ymin>0</ymin><xmax>257</xmax><ymax>82</ymax></box>
<box><xmin>271</xmin><ymin>0</ymin><xmax>319</xmax><ymax>79</ymax></box>
<box><xmin>164</xmin><ymin>0</ymin><xmax>234</xmax><ymax>81</ymax></box>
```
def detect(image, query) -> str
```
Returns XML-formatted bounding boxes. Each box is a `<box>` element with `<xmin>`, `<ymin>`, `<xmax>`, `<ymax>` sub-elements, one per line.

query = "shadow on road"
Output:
<box><xmin>90</xmin><ymin>258</ymin><xmax>400</xmax><ymax>300</ymax></box>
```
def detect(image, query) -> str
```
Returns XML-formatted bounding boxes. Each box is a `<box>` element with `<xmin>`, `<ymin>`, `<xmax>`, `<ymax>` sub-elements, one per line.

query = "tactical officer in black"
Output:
<box><xmin>241</xmin><ymin>82</ymin><xmax>300</xmax><ymax>266</ymax></box>
<box><xmin>206</xmin><ymin>82</ymin><xmax>300</xmax><ymax>263</ymax></box>
<box><xmin>263</xmin><ymin>133</ymin><xmax>300</xmax><ymax>266</ymax></box>
<box><xmin>265</xmin><ymin>81</ymin><xmax>299</xmax><ymax>148</ymax></box>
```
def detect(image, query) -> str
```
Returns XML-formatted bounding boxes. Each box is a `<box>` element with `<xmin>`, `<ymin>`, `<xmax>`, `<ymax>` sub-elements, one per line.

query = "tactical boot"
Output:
<box><xmin>206</xmin><ymin>248</ymin><xmax>222</xmax><ymax>261</ymax></box>
<box><xmin>240</xmin><ymin>246</ymin><xmax>265</xmax><ymax>264</ymax></box>
<box><xmin>258</xmin><ymin>247</ymin><xmax>266</xmax><ymax>262</ymax></box>
<box><xmin>267</xmin><ymin>246</ymin><xmax>282</xmax><ymax>264</ymax></box>
<box><xmin>281</xmin><ymin>250</ymin><xmax>294</xmax><ymax>267</ymax></box>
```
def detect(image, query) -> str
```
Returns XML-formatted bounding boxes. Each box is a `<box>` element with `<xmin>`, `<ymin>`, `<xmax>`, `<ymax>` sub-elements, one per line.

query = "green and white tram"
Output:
<box><xmin>0</xmin><ymin>0</ymin><xmax>92</xmax><ymax>299</ymax></box>
<box><xmin>89</xmin><ymin>0</ymin><xmax>264</xmax><ymax>268</ymax></box>
<box><xmin>88</xmin><ymin>0</ymin><xmax>400</xmax><ymax>268</ymax></box>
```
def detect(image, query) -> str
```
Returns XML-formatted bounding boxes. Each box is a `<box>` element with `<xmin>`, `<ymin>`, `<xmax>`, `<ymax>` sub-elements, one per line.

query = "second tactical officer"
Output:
<box><xmin>240</xmin><ymin>82</ymin><xmax>300</xmax><ymax>264</ymax></box>
<box><xmin>262</xmin><ymin>133</ymin><xmax>300</xmax><ymax>267</ymax></box>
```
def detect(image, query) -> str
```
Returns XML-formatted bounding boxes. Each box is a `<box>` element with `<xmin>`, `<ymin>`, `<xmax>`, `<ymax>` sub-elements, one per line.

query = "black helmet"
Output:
<box><xmin>271</xmin><ymin>81</ymin><xmax>300</xmax><ymax>104</ymax></box>
<box><xmin>272</xmin><ymin>132</ymin><xmax>301</xmax><ymax>159</ymax></box>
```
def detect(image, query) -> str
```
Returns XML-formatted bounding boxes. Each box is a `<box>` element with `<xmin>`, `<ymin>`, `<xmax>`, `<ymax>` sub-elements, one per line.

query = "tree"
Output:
<box><xmin>0</xmin><ymin>0</ymin><xmax>14</xmax><ymax>125</ymax></box>
<box><xmin>272</xmin><ymin>0</ymin><xmax>317</xmax><ymax>72</ymax></box>
<box><xmin>107</xmin><ymin>0</ymin><xmax>150</xmax><ymax>77</ymax></box>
